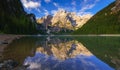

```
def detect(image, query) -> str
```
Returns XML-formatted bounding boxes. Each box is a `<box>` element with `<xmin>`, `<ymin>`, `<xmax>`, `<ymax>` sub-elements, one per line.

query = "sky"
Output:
<box><xmin>20</xmin><ymin>0</ymin><xmax>115</xmax><ymax>18</ymax></box>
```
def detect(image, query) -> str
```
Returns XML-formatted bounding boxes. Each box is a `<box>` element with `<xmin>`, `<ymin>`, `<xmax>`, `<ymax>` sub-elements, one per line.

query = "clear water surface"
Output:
<box><xmin>2</xmin><ymin>36</ymin><xmax>120</xmax><ymax>70</ymax></box>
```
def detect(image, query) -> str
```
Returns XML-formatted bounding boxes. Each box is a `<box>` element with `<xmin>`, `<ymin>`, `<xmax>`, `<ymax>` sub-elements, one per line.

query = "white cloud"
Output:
<box><xmin>21</xmin><ymin>0</ymin><xmax>26</xmax><ymax>3</ymax></box>
<box><xmin>43</xmin><ymin>9</ymin><xmax>49</xmax><ymax>15</ymax></box>
<box><xmin>78</xmin><ymin>0</ymin><xmax>99</xmax><ymax>16</ymax></box>
<box><xmin>36</xmin><ymin>8</ymin><xmax>41</xmax><ymax>13</ymax></box>
<box><xmin>51</xmin><ymin>10</ymin><xmax>57</xmax><ymax>15</ymax></box>
<box><xmin>77</xmin><ymin>12</ymin><xmax>93</xmax><ymax>17</ymax></box>
<box><xmin>53</xmin><ymin>2</ymin><xmax>59</xmax><ymax>8</ymax></box>
<box><xmin>80</xmin><ymin>4</ymin><xmax>95</xmax><ymax>12</ymax></box>
<box><xmin>44</xmin><ymin>0</ymin><xmax>51</xmax><ymax>3</ymax></box>
<box><xmin>21</xmin><ymin>0</ymin><xmax>40</xmax><ymax>9</ymax></box>
<box><xmin>24</xmin><ymin>62</ymin><xmax>41</xmax><ymax>69</ymax></box>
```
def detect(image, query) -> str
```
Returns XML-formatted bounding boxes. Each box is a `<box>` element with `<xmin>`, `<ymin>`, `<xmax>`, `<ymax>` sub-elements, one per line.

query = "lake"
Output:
<box><xmin>1</xmin><ymin>36</ymin><xmax>120</xmax><ymax>70</ymax></box>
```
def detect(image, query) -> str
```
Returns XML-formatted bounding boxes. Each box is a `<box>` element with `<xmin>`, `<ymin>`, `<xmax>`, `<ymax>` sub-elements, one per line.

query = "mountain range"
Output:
<box><xmin>0</xmin><ymin>0</ymin><xmax>120</xmax><ymax>34</ymax></box>
<box><xmin>37</xmin><ymin>10</ymin><xmax>92</xmax><ymax>33</ymax></box>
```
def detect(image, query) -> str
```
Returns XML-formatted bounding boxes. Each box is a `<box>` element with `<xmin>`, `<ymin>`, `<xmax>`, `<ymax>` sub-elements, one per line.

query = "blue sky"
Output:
<box><xmin>21</xmin><ymin>0</ymin><xmax>115</xmax><ymax>18</ymax></box>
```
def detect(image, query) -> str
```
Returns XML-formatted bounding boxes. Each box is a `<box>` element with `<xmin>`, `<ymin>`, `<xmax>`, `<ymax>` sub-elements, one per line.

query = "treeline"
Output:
<box><xmin>0</xmin><ymin>0</ymin><xmax>37</xmax><ymax>34</ymax></box>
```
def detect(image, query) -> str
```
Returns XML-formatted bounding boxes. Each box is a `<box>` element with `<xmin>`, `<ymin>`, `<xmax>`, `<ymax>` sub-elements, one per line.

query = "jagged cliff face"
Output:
<box><xmin>37</xmin><ymin>15</ymin><xmax>53</xmax><ymax>30</ymax></box>
<box><xmin>111</xmin><ymin>0</ymin><xmax>120</xmax><ymax>13</ymax></box>
<box><xmin>51</xmin><ymin>10</ymin><xmax>72</xmax><ymax>29</ymax></box>
<box><xmin>37</xmin><ymin>10</ymin><xmax>92</xmax><ymax>31</ymax></box>
<box><xmin>37</xmin><ymin>15</ymin><xmax>53</xmax><ymax>25</ymax></box>
<box><xmin>51</xmin><ymin>10</ymin><xmax>92</xmax><ymax>29</ymax></box>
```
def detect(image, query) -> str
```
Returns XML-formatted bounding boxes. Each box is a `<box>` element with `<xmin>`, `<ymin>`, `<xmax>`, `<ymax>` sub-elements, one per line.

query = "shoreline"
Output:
<box><xmin>36</xmin><ymin>34</ymin><xmax>120</xmax><ymax>37</ymax></box>
<box><xmin>0</xmin><ymin>34</ymin><xmax>23</xmax><ymax>56</ymax></box>
<box><xmin>0</xmin><ymin>34</ymin><xmax>120</xmax><ymax>54</ymax></box>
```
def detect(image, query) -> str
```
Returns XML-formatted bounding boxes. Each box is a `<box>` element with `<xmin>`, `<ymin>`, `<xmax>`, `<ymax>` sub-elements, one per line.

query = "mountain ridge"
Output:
<box><xmin>73</xmin><ymin>2</ymin><xmax>120</xmax><ymax>34</ymax></box>
<box><xmin>37</xmin><ymin>10</ymin><xmax>92</xmax><ymax>34</ymax></box>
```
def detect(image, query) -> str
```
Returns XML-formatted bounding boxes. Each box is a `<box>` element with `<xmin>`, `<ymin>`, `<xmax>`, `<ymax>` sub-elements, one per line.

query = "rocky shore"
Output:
<box><xmin>0</xmin><ymin>34</ymin><xmax>23</xmax><ymax>56</ymax></box>
<box><xmin>0</xmin><ymin>35</ymin><xmax>29</xmax><ymax>70</ymax></box>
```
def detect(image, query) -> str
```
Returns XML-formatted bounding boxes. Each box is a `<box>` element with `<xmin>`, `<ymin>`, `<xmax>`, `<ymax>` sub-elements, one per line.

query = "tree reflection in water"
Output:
<box><xmin>24</xmin><ymin>37</ymin><xmax>113</xmax><ymax>70</ymax></box>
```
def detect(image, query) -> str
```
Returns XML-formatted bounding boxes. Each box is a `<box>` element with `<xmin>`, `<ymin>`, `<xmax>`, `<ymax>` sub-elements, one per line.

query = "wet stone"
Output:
<box><xmin>0</xmin><ymin>59</ymin><xmax>18</xmax><ymax>70</ymax></box>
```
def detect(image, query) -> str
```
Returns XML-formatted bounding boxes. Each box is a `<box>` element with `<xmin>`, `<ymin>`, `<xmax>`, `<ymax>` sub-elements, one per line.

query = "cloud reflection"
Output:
<box><xmin>24</xmin><ymin>38</ymin><xmax>114</xmax><ymax>70</ymax></box>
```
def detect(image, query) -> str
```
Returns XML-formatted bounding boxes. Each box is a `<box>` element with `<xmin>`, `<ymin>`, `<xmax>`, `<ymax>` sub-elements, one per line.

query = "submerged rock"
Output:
<box><xmin>0</xmin><ymin>59</ymin><xmax>29</xmax><ymax>70</ymax></box>
<box><xmin>0</xmin><ymin>59</ymin><xmax>18</xmax><ymax>69</ymax></box>
<box><xmin>1</xmin><ymin>41</ymin><xmax>8</xmax><ymax>44</ymax></box>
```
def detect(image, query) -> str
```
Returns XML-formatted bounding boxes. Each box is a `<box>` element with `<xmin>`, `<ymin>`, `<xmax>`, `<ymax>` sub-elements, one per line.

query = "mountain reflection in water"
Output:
<box><xmin>24</xmin><ymin>37</ymin><xmax>113</xmax><ymax>70</ymax></box>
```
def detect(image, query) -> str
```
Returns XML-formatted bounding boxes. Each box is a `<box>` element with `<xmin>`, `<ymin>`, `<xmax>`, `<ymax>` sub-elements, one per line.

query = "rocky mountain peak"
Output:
<box><xmin>57</xmin><ymin>9</ymin><xmax>67</xmax><ymax>13</ymax></box>
<box><xmin>37</xmin><ymin>10</ymin><xmax>92</xmax><ymax>33</ymax></box>
<box><xmin>51</xmin><ymin>10</ymin><xmax>92</xmax><ymax>29</ymax></box>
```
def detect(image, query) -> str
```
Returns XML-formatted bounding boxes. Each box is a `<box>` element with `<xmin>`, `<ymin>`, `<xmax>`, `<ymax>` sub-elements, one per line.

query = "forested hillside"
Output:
<box><xmin>0</xmin><ymin>0</ymin><xmax>37</xmax><ymax>34</ymax></box>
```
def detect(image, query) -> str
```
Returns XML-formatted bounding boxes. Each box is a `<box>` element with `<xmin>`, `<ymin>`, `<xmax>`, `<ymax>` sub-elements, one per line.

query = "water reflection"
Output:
<box><xmin>36</xmin><ymin>40</ymin><xmax>92</xmax><ymax>60</ymax></box>
<box><xmin>23</xmin><ymin>37</ymin><xmax>113</xmax><ymax>70</ymax></box>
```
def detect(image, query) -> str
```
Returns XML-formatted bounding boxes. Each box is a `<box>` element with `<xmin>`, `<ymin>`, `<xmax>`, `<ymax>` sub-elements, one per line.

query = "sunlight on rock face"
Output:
<box><xmin>111</xmin><ymin>0</ymin><xmax>120</xmax><ymax>13</ymax></box>
<box><xmin>36</xmin><ymin>40</ymin><xmax>92</xmax><ymax>60</ymax></box>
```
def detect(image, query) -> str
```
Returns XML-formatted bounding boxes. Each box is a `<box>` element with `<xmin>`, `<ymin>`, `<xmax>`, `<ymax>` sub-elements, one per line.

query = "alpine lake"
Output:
<box><xmin>0</xmin><ymin>35</ymin><xmax>120</xmax><ymax>70</ymax></box>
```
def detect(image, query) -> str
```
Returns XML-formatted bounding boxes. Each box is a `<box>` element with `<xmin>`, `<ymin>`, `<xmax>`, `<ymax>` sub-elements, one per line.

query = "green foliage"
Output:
<box><xmin>0</xmin><ymin>0</ymin><xmax>37</xmax><ymax>34</ymax></box>
<box><xmin>73</xmin><ymin>2</ymin><xmax>120</xmax><ymax>34</ymax></box>
<box><xmin>0</xmin><ymin>14</ymin><xmax>37</xmax><ymax>34</ymax></box>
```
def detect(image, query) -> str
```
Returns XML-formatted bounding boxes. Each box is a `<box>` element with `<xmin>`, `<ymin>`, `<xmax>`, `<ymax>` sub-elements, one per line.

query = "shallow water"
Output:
<box><xmin>1</xmin><ymin>36</ymin><xmax>120</xmax><ymax>70</ymax></box>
